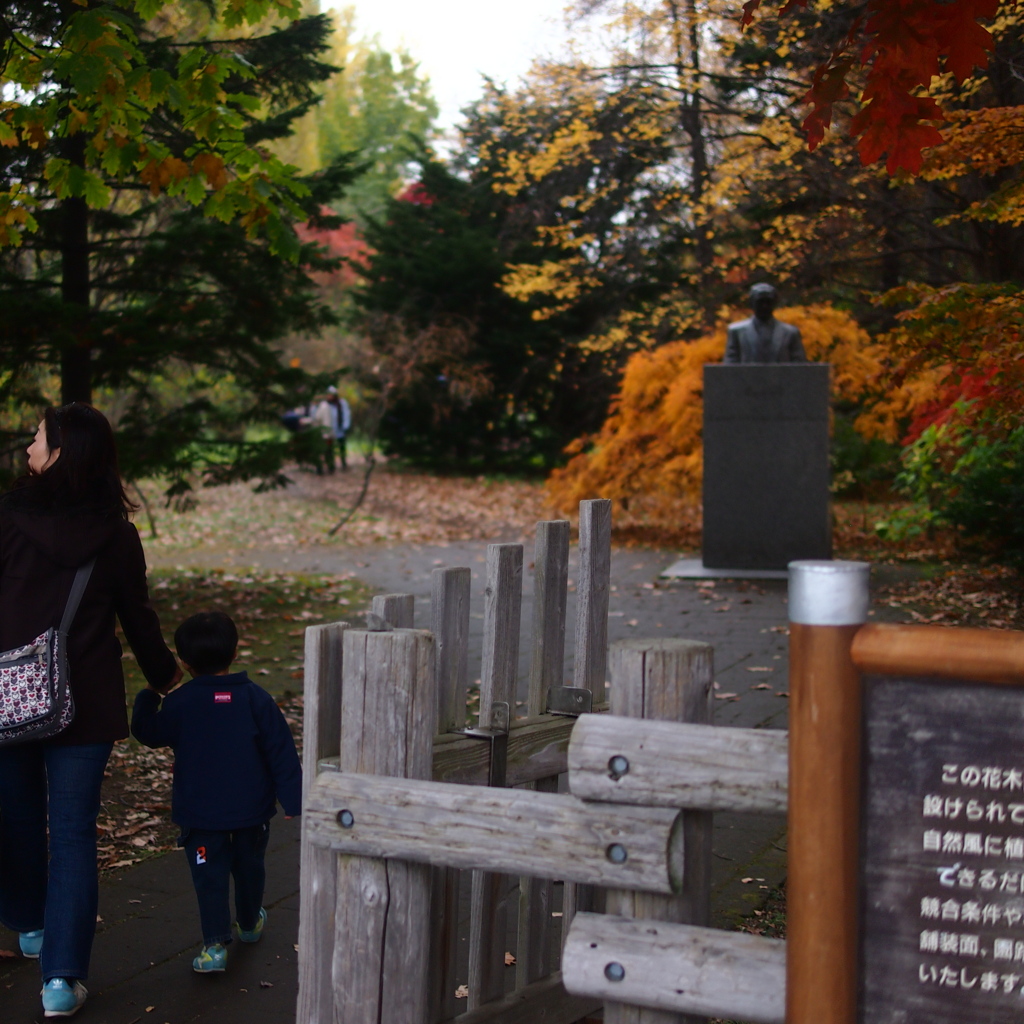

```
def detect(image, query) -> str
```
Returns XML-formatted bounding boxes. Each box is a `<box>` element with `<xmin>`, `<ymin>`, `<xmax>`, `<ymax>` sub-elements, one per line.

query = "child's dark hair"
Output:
<box><xmin>174</xmin><ymin>612</ymin><xmax>238</xmax><ymax>675</ymax></box>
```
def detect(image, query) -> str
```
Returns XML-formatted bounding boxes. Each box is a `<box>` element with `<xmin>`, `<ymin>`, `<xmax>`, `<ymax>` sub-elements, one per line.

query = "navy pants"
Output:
<box><xmin>182</xmin><ymin>822</ymin><xmax>270</xmax><ymax>946</ymax></box>
<box><xmin>0</xmin><ymin>741</ymin><xmax>112</xmax><ymax>981</ymax></box>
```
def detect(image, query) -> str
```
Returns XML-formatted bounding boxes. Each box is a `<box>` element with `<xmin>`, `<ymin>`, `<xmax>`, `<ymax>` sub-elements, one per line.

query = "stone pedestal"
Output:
<box><xmin>702</xmin><ymin>364</ymin><xmax>831</xmax><ymax>571</ymax></box>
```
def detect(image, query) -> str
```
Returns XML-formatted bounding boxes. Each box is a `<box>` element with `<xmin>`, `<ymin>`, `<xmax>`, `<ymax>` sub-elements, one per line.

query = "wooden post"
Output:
<box><xmin>477</xmin><ymin>544</ymin><xmax>523</xmax><ymax>726</ymax></box>
<box><xmin>574</xmin><ymin>499</ymin><xmax>611</xmax><ymax>692</ymax></box>
<box><xmin>429</xmin><ymin>567</ymin><xmax>471</xmax><ymax>1022</ymax></box>
<box><xmin>432</xmin><ymin>567</ymin><xmax>471</xmax><ymax>732</ymax></box>
<box><xmin>519</xmin><ymin>521</ymin><xmax>570</xmax><ymax>988</ymax></box>
<box><xmin>468</xmin><ymin>543</ymin><xmax>523</xmax><ymax>1010</ymax></box>
<box><xmin>787</xmin><ymin>560</ymin><xmax>869</xmax><ymax>1024</ymax></box>
<box><xmin>565</xmin><ymin>499</ymin><xmax>612</xmax><ymax>944</ymax></box>
<box><xmin>331</xmin><ymin>628</ymin><xmax>436</xmax><ymax>1024</ymax></box>
<box><xmin>528</xmin><ymin>520</ymin><xmax>571</xmax><ymax>713</ymax></box>
<box><xmin>372</xmin><ymin>592</ymin><xmax>415</xmax><ymax>628</ymax></box>
<box><xmin>604</xmin><ymin>638</ymin><xmax>714</xmax><ymax>1024</ymax></box>
<box><xmin>297</xmin><ymin>622</ymin><xmax>348</xmax><ymax>1024</ymax></box>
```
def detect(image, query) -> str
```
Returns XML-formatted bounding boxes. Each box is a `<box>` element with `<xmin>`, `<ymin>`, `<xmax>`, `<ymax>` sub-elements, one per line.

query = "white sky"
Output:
<box><xmin>335</xmin><ymin>1</ymin><xmax>571</xmax><ymax>132</ymax></box>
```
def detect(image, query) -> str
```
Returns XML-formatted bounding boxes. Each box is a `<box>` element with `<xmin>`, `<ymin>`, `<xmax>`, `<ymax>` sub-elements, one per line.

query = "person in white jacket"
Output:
<box><xmin>312</xmin><ymin>387</ymin><xmax>352</xmax><ymax>474</ymax></box>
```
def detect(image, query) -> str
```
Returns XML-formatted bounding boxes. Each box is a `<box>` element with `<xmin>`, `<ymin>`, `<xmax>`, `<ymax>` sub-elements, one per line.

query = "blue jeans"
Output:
<box><xmin>182</xmin><ymin>822</ymin><xmax>270</xmax><ymax>946</ymax></box>
<box><xmin>0</xmin><ymin>741</ymin><xmax>112</xmax><ymax>981</ymax></box>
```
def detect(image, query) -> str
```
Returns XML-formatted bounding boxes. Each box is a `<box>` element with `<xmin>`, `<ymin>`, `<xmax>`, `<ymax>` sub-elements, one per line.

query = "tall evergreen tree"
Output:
<box><xmin>0</xmin><ymin>0</ymin><xmax>358</xmax><ymax>493</ymax></box>
<box><xmin>355</xmin><ymin>154</ymin><xmax>614</xmax><ymax>471</ymax></box>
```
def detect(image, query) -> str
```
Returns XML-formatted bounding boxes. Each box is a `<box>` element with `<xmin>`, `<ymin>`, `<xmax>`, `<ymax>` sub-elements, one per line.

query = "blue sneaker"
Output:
<box><xmin>19</xmin><ymin>929</ymin><xmax>43</xmax><ymax>958</ymax></box>
<box><xmin>237</xmin><ymin>907</ymin><xmax>267</xmax><ymax>943</ymax></box>
<box><xmin>41</xmin><ymin>978</ymin><xmax>87</xmax><ymax>1018</ymax></box>
<box><xmin>192</xmin><ymin>943</ymin><xmax>227</xmax><ymax>973</ymax></box>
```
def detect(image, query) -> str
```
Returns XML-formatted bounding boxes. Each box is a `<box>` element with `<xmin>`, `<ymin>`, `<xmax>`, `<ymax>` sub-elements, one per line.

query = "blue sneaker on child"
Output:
<box><xmin>193</xmin><ymin>943</ymin><xmax>227</xmax><ymax>973</ymax></box>
<box><xmin>41</xmin><ymin>978</ymin><xmax>87</xmax><ymax>1018</ymax></box>
<box><xmin>19</xmin><ymin>929</ymin><xmax>43</xmax><ymax>958</ymax></box>
<box><xmin>237</xmin><ymin>907</ymin><xmax>267</xmax><ymax>943</ymax></box>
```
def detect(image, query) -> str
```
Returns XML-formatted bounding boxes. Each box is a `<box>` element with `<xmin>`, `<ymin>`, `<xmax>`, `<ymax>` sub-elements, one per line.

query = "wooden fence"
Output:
<box><xmin>296</xmin><ymin>499</ymin><xmax>790</xmax><ymax>1023</ymax></box>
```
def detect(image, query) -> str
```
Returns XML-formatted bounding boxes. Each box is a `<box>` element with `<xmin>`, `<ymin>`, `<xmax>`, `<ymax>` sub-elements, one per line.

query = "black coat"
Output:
<box><xmin>0</xmin><ymin>509</ymin><xmax>178</xmax><ymax>745</ymax></box>
<box><xmin>131</xmin><ymin>672</ymin><xmax>302</xmax><ymax>830</ymax></box>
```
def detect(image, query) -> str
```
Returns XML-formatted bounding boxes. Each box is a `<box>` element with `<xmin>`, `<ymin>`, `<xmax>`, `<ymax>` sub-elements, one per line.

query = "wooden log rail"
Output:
<box><xmin>319</xmin><ymin>707</ymin><xmax>608</xmax><ymax>788</ymax></box>
<box><xmin>563</xmin><ymin>913</ymin><xmax>785</xmax><ymax>1024</ymax></box>
<box><xmin>304</xmin><ymin>771</ymin><xmax>685</xmax><ymax>893</ymax></box>
<box><xmin>568</xmin><ymin>714</ymin><xmax>788</xmax><ymax>813</ymax></box>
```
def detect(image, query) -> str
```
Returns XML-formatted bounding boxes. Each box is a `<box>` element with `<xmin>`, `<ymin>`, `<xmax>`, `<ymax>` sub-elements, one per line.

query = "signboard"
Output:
<box><xmin>860</xmin><ymin>675</ymin><xmax>1024</xmax><ymax>1023</ymax></box>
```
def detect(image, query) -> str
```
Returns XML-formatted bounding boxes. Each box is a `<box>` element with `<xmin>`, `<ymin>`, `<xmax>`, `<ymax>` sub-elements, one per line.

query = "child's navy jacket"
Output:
<box><xmin>131</xmin><ymin>671</ymin><xmax>302</xmax><ymax>831</ymax></box>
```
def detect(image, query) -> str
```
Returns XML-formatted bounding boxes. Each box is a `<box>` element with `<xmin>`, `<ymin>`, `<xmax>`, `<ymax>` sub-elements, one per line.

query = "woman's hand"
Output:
<box><xmin>157</xmin><ymin>665</ymin><xmax>183</xmax><ymax>694</ymax></box>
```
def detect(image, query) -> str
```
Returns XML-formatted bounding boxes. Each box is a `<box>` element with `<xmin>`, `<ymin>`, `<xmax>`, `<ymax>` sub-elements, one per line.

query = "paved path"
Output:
<box><xmin>1</xmin><ymin>820</ymin><xmax>302</xmax><ymax>1024</ymax></box>
<box><xmin>3</xmin><ymin>541</ymin><xmax>799</xmax><ymax>1022</ymax></box>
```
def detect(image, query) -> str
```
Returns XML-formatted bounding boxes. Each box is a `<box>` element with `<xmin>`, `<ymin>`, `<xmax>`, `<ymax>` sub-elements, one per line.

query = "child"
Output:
<box><xmin>131</xmin><ymin>611</ymin><xmax>301</xmax><ymax>973</ymax></box>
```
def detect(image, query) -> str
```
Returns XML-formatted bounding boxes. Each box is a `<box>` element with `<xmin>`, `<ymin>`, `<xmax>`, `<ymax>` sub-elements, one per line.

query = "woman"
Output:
<box><xmin>0</xmin><ymin>404</ymin><xmax>179</xmax><ymax>1018</ymax></box>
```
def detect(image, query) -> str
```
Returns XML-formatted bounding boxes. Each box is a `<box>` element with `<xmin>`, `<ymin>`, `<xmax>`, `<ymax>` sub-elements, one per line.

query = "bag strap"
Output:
<box><xmin>59</xmin><ymin>559</ymin><xmax>97</xmax><ymax>634</ymax></box>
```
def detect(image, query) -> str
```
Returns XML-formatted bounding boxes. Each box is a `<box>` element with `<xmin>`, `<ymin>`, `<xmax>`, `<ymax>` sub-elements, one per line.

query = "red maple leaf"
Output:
<box><xmin>742</xmin><ymin>0</ymin><xmax>1001</xmax><ymax>174</ymax></box>
<box><xmin>802</xmin><ymin>58</ymin><xmax>854</xmax><ymax>150</ymax></box>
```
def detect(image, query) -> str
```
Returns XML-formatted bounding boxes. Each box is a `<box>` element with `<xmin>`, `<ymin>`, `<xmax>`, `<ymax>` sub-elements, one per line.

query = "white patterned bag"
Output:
<box><xmin>0</xmin><ymin>560</ymin><xmax>95</xmax><ymax>746</ymax></box>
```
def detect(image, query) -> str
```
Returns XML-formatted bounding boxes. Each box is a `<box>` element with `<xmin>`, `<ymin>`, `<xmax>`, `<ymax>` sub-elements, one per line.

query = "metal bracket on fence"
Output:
<box><xmin>463</xmin><ymin>701</ymin><xmax>510</xmax><ymax>788</ymax></box>
<box><xmin>547</xmin><ymin>686</ymin><xmax>593</xmax><ymax>717</ymax></box>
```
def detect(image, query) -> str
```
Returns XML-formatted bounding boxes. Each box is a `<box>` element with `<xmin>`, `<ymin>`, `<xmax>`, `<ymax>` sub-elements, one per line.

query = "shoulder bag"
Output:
<box><xmin>0</xmin><ymin>559</ymin><xmax>96</xmax><ymax>746</ymax></box>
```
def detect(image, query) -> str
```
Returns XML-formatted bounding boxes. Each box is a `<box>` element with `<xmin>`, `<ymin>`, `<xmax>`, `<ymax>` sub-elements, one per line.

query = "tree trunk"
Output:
<box><xmin>60</xmin><ymin>136</ymin><xmax>91</xmax><ymax>405</ymax></box>
<box><xmin>669</xmin><ymin>0</ymin><xmax>713</xmax><ymax>302</ymax></box>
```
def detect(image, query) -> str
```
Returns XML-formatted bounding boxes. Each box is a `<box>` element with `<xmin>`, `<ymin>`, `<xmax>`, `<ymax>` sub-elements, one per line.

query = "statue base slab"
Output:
<box><xmin>661</xmin><ymin>558</ymin><xmax>788</xmax><ymax>580</ymax></box>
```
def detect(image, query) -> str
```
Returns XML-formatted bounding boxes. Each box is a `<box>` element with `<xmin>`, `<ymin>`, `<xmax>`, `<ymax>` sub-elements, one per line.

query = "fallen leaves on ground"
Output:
<box><xmin>875</xmin><ymin>564</ymin><xmax>1024</xmax><ymax>630</ymax></box>
<box><xmin>136</xmin><ymin>463</ymin><xmax>551</xmax><ymax>552</ymax></box>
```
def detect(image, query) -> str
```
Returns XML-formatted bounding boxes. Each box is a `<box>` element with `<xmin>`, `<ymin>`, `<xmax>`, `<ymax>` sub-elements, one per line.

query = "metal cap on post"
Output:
<box><xmin>789</xmin><ymin>559</ymin><xmax>870</xmax><ymax>626</ymax></box>
<box><xmin>787</xmin><ymin>559</ymin><xmax>869</xmax><ymax>1024</ymax></box>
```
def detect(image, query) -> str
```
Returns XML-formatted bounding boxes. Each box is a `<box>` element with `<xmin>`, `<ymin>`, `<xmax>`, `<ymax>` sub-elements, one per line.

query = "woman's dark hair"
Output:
<box><xmin>175</xmin><ymin>612</ymin><xmax>238</xmax><ymax>675</ymax></box>
<box><xmin>5</xmin><ymin>403</ymin><xmax>136</xmax><ymax>518</ymax></box>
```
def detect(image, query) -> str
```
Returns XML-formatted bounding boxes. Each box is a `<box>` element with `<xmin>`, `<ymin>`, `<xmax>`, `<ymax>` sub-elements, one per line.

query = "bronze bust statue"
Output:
<box><xmin>724</xmin><ymin>283</ymin><xmax>806</xmax><ymax>364</ymax></box>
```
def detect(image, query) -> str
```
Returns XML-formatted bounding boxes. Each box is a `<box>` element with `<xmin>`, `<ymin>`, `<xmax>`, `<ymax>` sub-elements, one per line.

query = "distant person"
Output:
<box><xmin>280</xmin><ymin>405</ymin><xmax>310</xmax><ymax>433</ymax></box>
<box><xmin>311</xmin><ymin>393</ymin><xmax>335</xmax><ymax>474</ymax></box>
<box><xmin>131</xmin><ymin>611</ymin><xmax>301</xmax><ymax>974</ymax></box>
<box><xmin>327</xmin><ymin>386</ymin><xmax>352</xmax><ymax>472</ymax></box>
<box><xmin>0</xmin><ymin>403</ymin><xmax>180</xmax><ymax>1019</ymax></box>
<box><xmin>724</xmin><ymin>283</ymin><xmax>807</xmax><ymax>364</ymax></box>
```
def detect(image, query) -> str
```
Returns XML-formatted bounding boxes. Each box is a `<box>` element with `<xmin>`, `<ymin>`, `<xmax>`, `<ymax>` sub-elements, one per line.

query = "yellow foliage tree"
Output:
<box><xmin>547</xmin><ymin>305</ymin><xmax>887</xmax><ymax>520</ymax></box>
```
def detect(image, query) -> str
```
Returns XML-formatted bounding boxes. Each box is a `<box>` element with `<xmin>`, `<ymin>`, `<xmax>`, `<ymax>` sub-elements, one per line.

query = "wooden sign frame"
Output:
<box><xmin>787</xmin><ymin>559</ymin><xmax>1024</xmax><ymax>1024</ymax></box>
